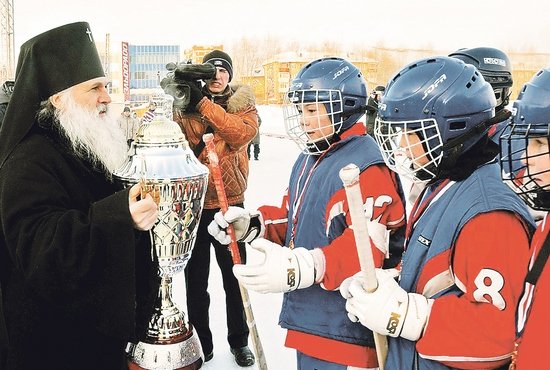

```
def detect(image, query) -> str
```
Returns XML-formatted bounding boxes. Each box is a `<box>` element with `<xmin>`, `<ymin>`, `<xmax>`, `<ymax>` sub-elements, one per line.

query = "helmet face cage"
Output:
<box><xmin>374</xmin><ymin>116</ymin><xmax>443</xmax><ymax>183</ymax></box>
<box><xmin>500</xmin><ymin>123</ymin><xmax>550</xmax><ymax>210</ymax></box>
<box><xmin>283</xmin><ymin>89</ymin><xmax>342</xmax><ymax>155</ymax></box>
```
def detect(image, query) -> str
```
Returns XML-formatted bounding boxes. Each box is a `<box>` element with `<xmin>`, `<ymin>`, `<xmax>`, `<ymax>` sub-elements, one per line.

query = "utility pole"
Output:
<box><xmin>104</xmin><ymin>33</ymin><xmax>111</xmax><ymax>92</ymax></box>
<box><xmin>0</xmin><ymin>0</ymin><xmax>14</xmax><ymax>82</ymax></box>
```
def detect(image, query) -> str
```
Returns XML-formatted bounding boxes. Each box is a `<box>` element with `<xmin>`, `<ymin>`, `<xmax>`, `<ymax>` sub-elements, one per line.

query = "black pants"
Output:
<box><xmin>247</xmin><ymin>143</ymin><xmax>260</xmax><ymax>159</ymax></box>
<box><xmin>185</xmin><ymin>205</ymin><xmax>249</xmax><ymax>355</ymax></box>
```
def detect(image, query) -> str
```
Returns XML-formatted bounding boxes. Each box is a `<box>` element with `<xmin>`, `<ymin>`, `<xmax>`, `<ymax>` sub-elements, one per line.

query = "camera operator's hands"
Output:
<box><xmin>187</xmin><ymin>81</ymin><xmax>204</xmax><ymax>111</ymax></box>
<box><xmin>160</xmin><ymin>62</ymin><xmax>214</xmax><ymax>112</ymax></box>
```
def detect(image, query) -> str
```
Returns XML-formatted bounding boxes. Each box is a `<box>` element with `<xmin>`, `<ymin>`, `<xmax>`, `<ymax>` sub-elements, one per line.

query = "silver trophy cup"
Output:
<box><xmin>114</xmin><ymin>91</ymin><xmax>209</xmax><ymax>370</ymax></box>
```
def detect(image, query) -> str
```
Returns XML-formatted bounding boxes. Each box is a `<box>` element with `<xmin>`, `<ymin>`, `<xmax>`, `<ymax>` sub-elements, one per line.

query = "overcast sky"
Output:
<box><xmin>13</xmin><ymin>0</ymin><xmax>550</xmax><ymax>56</ymax></box>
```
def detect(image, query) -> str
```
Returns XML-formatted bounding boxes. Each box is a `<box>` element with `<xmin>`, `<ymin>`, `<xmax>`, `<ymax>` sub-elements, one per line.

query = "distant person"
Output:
<box><xmin>208</xmin><ymin>57</ymin><xmax>406</xmax><ymax>370</ymax></box>
<box><xmin>247</xmin><ymin>115</ymin><xmax>261</xmax><ymax>160</ymax></box>
<box><xmin>0</xmin><ymin>21</ymin><xmax>159</xmax><ymax>370</ymax></box>
<box><xmin>162</xmin><ymin>49</ymin><xmax>259</xmax><ymax>367</ymax></box>
<box><xmin>365</xmin><ymin>85</ymin><xmax>384</xmax><ymax>135</ymax></box>
<box><xmin>117</xmin><ymin>106</ymin><xmax>140</xmax><ymax>146</ymax></box>
<box><xmin>140</xmin><ymin>101</ymin><xmax>156</xmax><ymax>124</ymax></box>
<box><xmin>0</xmin><ymin>80</ymin><xmax>14</xmax><ymax>127</ymax></box>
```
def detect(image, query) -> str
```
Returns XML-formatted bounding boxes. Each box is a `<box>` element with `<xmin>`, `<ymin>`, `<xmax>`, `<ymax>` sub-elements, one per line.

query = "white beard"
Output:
<box><xmin>56</xmin><ymin>93</ymin><xmax>128</xmax><ymax>175</ymax></box>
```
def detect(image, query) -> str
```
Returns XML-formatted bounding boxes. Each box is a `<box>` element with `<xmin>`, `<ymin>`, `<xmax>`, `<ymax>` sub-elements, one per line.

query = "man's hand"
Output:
<box><xmin>340</xmin><ymin>268</ymin><xmax>432</xmax><ymax>341</ymax></box>
<box><xmin>207</xmin><ymin>206</ymin><xmax>263</xmax><ymax>245</ymax></box>
<box><xmin>160</xmin><ymin>63</ymin><xmax>214</xmax><ymax>111</ymax></box>
<box><xmin>186</xmin><ymin>81</ymin><xmax>204</xmax><ymax>112</ymax></box>
<box><xmin>232</xmin><ymin>239</ymin><xmax>316</xmax><ymax>293</ymax></box>
<box><xmin>128</xmin><ymin>183</ymin><xmax>158</xmax><ymax>231</ymax></box>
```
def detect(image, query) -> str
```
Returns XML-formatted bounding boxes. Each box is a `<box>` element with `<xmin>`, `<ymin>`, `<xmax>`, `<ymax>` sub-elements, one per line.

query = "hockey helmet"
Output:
<box><xmin>374</xmin><ymin>56</ymin><xmax>496</xmax><ymax>183</ymax></box>
<box><xmin>283</xmin><ymin>57</ymin><xmax>367</xmax><ymax>155</ymax></box>
<box><xmin>500</xmin><ymin>68</ymin><xmax>550</xmax><ymax>210</ymax></box>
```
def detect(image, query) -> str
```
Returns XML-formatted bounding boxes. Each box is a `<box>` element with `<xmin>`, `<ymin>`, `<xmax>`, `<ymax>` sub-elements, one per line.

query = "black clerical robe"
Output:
<box><xmin>0</xmin><ymin>124</ymin><xmax>158</xmax><ymax>370</ymax></box>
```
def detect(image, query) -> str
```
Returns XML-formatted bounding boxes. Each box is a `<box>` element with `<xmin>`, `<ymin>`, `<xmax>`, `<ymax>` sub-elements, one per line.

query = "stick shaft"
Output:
<box><xmin>203</xmin><ymin>133</ymin><xmax>268</xmax><ymax>370</ymax></box>
<box><xmin>339</xmin><ymin>163</ymin><xmax>388</xmax><ymax>370</ymax></box>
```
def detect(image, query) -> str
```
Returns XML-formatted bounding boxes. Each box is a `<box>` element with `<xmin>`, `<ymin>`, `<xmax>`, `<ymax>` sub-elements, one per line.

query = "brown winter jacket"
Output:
<box><xmin>174</xmin><ymin>84</ymin><xmax>258</xmax><ymax>209</ymax></box>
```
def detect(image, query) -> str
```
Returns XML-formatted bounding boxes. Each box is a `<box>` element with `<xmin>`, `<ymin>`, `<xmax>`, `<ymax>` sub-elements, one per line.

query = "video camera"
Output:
<box><xmin>160</xmin><ymin>62</ymin><xmax>216</xmax><ymax>109</ymax></box>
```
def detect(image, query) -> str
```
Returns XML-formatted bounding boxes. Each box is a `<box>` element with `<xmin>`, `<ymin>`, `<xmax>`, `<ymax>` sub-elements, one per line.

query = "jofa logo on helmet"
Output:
<box><xmin>379</xmin><ymin>103</ymin><xmax>387</xmax><ymax>111</ymax></box>
<box><xmin>483</xmin><ymin>58</ymin><xmax>506</xmax><ymax>67</ymax></box>
<box><xmin>422</xmin><ymin>74</ymin><xmax>447</xmax><ymax>101</ymax></box>
<box><xmin>333</xmin><ymin>65</ymin><xmax>350</xmax><ymax>80</ymax></box>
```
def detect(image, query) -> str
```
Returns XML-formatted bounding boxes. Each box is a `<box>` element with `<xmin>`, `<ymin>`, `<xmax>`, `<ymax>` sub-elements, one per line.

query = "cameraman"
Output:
<box><xmin>163</xmin><ymin>50</ymin><xmax>259</xmax><ymax>367</ymax></box>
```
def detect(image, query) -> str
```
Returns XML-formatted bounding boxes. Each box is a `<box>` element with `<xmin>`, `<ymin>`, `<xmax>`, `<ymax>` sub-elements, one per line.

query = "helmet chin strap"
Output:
<box><xmin>427</xmin><ymin>109</ymin><xmax>511</xmax><ymax>183</ymax></box>
<box><xmin>334</xmin><ymin>104</ymin><xmax>368</xmax><ymax>135</ymax></box>
<box><xmin>440</xmin><ymin>109</ymin><xmax>511</xmax><ymax>154</ymax></box>
<box><xmin>343</xmin><ymin>104</ymin><xmax>368</xmax><ymax>117</ymax></box>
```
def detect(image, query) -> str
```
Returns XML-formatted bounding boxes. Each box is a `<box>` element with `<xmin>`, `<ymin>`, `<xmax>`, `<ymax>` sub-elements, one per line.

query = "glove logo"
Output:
<box><xmin>386</xmin><ymin>312</ymin><xmax>401</xmax><ymax>335</ymax></box>
<box><xmin>287</xmin><ymin>268</ymin><xmax>296</xmax><ymax>288</ymax></box>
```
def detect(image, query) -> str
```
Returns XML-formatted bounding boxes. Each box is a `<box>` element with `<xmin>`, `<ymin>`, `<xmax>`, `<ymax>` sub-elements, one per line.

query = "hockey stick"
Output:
<box><xmin>203</xmin><ymin>133</ymin><xmax>268</xmax><ymax>370</ymax></box>
<box><xmin>339</xmin><ymin>163</ymin><xmax>388</xmax><ymax>370</ymax></box>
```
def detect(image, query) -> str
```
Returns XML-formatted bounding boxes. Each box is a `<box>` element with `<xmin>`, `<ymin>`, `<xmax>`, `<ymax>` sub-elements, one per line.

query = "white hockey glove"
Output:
<box><xmin>232</xmin><ymin>238</ymin><xmax>320</xmax><ymax>293</ymax></box>
<box><xmin>340</xmin><ymin>268</ymin><xmax>432</xmax><ymax>341</ymax></box>
<box><xmin>207</xmin><ymin>206</ymin><xmax>264</xmax><ymax>245</ymax></box>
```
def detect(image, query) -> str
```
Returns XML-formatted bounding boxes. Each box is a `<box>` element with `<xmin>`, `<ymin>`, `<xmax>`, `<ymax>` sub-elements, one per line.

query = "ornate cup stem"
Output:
<box><xmin>147</xmin><ymin>276</ymin><xmax>187</xmax><ymax>342</ymax></box>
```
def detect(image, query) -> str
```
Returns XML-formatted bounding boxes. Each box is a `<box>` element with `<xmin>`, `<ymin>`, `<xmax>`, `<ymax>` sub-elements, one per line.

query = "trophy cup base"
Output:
<box><xmin>127</xmin><ymin>327</ymin><xmax>203</xmax><ymax>370</ymax></box>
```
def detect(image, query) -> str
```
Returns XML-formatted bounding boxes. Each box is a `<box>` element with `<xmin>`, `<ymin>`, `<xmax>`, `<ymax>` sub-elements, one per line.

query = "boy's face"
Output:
<box><xmin>523</xmin><ymin>137</ymin><xmax>550</xmax><ymax>186</ymax></box>
<box><xmin>400</xmin><ymin>130</ymin><xmax>429</xmax><ymax>168</ymax></box>
<box><xmin>299</xmin><ymin>102</ymin><xmax>334</xmax><ymax>142</ymax></box>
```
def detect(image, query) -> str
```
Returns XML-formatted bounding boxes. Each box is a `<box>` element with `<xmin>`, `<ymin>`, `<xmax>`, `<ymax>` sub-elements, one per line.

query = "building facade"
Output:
<box><xmin>127</xmin><ymin>44</ymin><xmax>180</xmax><ymax>103</ymax></box>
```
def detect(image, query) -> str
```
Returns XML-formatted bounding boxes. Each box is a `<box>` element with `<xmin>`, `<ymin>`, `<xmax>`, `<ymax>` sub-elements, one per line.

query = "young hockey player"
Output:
<box><xmin>208</xmin><ymin>57</ymin><xmax>407</xmax><ymax>369</ymax></box>
<box><xmin>499</xmin><ymin>68</ymin><xmax>550</xmax><ymax>369</ymax></box>
<box><xmin>340</xmin><ymin>56</ymin><xmax>535</xmax><ymax>369</ymax></box>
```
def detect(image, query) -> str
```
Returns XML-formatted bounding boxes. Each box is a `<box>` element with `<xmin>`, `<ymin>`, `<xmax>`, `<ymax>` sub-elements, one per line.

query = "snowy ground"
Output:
<box><xmin>173</xmin><ymin>105</ymin><xmax>302</xmax><ymax>370</ymax></box>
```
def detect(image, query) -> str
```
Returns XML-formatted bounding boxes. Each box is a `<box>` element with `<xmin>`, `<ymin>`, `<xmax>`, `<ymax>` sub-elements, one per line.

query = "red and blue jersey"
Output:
<box><xmin>389</xmin><ymin>163</ymin><xmax>534</xmax><ymax>370</ymax></box>
<box><xmin>513</xmin><ymin>213</ymin><xmax>550</xmax><ymax>370</ymax></box>
<box><xmin>259</xmin><ymin>124</ymin><xmax>406</xmax><ymax>368</ymax></box>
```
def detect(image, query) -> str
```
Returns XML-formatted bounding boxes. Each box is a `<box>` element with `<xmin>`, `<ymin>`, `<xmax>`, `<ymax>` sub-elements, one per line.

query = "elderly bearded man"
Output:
<box><xmin>0</xmin><ymin>22</ymin><xmax>159</xmax><ymax>370</ymax></box>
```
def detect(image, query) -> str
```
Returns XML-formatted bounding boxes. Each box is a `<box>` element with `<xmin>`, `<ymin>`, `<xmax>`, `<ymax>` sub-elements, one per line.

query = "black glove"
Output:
<box><xmin>187</xmin><ymin>81</ymin><xmax>204</xmax><ymax>112</ymax></box>
<box><xmin>161</xmin><ymin>62</ymin><xmax>214</xmax><ymax>111</ymax></box>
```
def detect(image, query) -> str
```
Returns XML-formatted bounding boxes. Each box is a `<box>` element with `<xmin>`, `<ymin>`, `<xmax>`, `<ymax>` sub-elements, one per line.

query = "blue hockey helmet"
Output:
<box><xmin>283</xmin><ymin>57</ymin><xmax>368</xmax><ymax>154</ymax></box>
<box><xmin>449</xmin><ymin>47</ymin><xmax>513</xmax><ymax>112</ymax></box>
<box><xmin>500</xmin><ymin>68</ymin><xmax>550</xmax><ymax>210</ymax></box>
<box><xmin>374</xmin><ymin>56</ymin><xmax>496</xmax><ymax>183</ymax></box>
